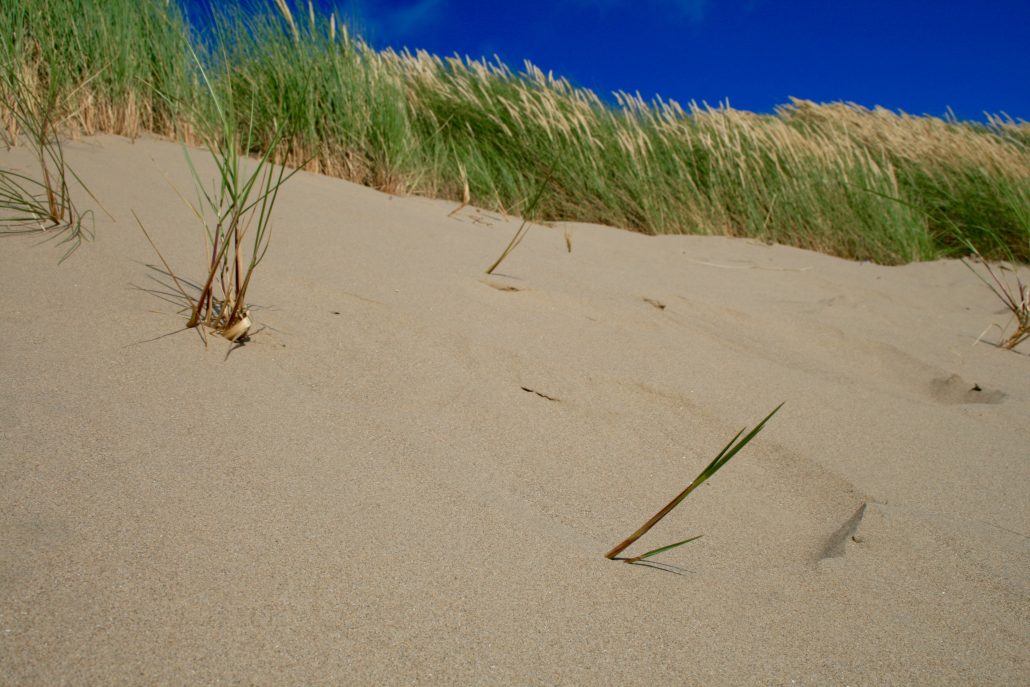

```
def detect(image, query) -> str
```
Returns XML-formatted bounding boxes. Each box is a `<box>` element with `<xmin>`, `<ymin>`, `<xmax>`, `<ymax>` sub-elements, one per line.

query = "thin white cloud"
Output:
<box><xmin>566</xmin><ymin>0</ymin><xmax>710</xmax><ymax>22</ymax></box>
<box><xmin>668</xmin><ymin>0</ymin><xmax>707</xmax><ymax>22</ymax></box>
<box><xmin>390</xmin><ymin>0</ymin><xmax>445</xmax><ymax>36</ymax></box>
<box><xmin>346</xmin><ymin>0</ymin><xmax>446</xmax><ymax>40</ymax></box>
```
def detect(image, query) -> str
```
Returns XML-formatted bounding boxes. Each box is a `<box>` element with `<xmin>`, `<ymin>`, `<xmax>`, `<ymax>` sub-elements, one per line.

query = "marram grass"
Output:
<box><xmin>485</xmin><ymin>158</ymin><xmax>556</xmax><ymax>274</ymax></box>
<box><xmin>136</xmin><ymin>42</ymin><xmax>300</xmax><ymax>344</ymax></box>
<box><xmin>2</xmin><ymin>0</ymin><xmax>1028</xmax><ymax>265</ymax></box>
<box><xmin>606</xmin><ymin>404</ymin><xmax>782</xmax><ymax>564</ymax></box>
<box><xmin>0</xmin><ymin>64</ymin><xmax>97</xmax><ymax>260</ymax></box>
<box><xmin>962</xmin><ymin>250</ymin><xmax>1029</xmax><ymax>350</ymax></box>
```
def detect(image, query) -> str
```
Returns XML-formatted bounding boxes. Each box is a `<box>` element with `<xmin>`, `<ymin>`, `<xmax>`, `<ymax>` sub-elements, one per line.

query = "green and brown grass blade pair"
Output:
<box><xmin>607</xmin><ymin>403</ymin><xmax>783</xmax><ymax>564</ymax></box>
<box><xmin>485</xmin><ymin>159</ymin><xmax>557</xmax><ymax>274</ymax></box>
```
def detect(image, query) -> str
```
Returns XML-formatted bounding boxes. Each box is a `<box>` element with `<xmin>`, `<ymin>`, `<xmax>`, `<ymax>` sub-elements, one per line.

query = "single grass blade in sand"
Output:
<box><xmin>485</xmin><ymin>160</ymin><xmax>557</xmax><ymax>275</ymax></box>
<box><xmin>606</xmin><ymin>403</ymin><xmax>784</xmax><ymax>563</ymax></box>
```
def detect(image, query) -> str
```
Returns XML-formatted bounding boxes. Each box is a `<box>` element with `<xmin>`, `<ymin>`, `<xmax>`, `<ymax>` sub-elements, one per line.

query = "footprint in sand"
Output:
<box><xmin>820</xmin><ymin>503</ymin><xmax>868</xmax><ymax>559</ymax></box>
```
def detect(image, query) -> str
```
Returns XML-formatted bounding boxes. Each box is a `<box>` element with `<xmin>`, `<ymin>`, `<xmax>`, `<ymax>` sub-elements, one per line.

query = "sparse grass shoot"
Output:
<box><xmin>606</xmin><ymin>403</ymin><xmax>783</xmax><ymax>564</ymax></box>
<box><xmin>485</xmin><ymin>162</ymin><xmax>556</xmax><ymax>274</ymax></box>
<box><xmin>962</xmin><ymin>251</ymin><xmax>1029</xmax><ymax>350</ymax></box>
<box><xmin>0</xmin><ymin>68</ymin><xmax>95</xmax><ymax>260</ymax></box>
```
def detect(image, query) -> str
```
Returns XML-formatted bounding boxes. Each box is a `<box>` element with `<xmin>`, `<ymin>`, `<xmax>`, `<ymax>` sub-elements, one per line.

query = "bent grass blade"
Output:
<box><xmin>485</xmin><ymin>159</ymin><xmax>558</xmax><ymax>275</ymax></box>
<box><xmin>606</xmin><ymin>403</ymin><xmax>784</xmax><ymax>564</ymax></box>
<box><xmin>623</xmin><ymin>534</ymin><xmax>705</xmax><ymax>564</ymax></box>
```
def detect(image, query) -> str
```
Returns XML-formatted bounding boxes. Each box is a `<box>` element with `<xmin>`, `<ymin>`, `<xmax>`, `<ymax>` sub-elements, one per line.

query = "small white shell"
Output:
<box><xmin>222</xmin><ymin>314</ymin><xmax>252</xmax><ymax>342</ymax></box>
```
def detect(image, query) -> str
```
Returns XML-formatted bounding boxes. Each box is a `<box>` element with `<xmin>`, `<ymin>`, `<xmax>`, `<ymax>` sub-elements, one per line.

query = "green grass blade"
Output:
<box><xmin>485</xmin><ymin>157</ymin><xmax>559</xmax><ymax>274</ymax></box>
<box><xmin>703</xmin><ymin>402</ymin><xmax>784</xmax><ymax>479</ymax></box>
<box><xmin>625</xmin><ymin>535</ymin><xmax>704</xmax><ymax>563</ymax></box>
<box><xmin>605</xmin><ymin>403</ymin><xmax>783</xmax><ymax>561</ymax></box>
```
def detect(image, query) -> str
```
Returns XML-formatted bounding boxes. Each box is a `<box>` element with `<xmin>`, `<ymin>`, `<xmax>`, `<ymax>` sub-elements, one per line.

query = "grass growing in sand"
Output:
<box><xmin>0</xmin><ymin>65</ymin><xmax>95</xmax><ymax>260</ymax></box>
<box><xmin>607</xmin><ymin>404</ymin><xmax>782</xmax><ymax>564</ymax></box>
<box><xmin>137</xmin><ymin>45</ymin><xmax>299</xmax><ymax>344</ymax></box>
<box><xmin>485</xmin><ymin>160</ymin><xmax>556</xmax><ymax>274</ymax></box>
<box><xmin>962</xmin><ymin>251</ymin><xmax>1029</xmax><ymax>350</ymax></box>
<box><xmin>1</xmin><ymin>0</ymin><xmax>1028</xmax><ymax>265</ymax></box>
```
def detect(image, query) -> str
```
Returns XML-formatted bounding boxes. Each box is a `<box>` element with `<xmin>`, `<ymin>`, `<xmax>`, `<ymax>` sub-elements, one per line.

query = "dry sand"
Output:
<box><xmin>1</xmin><ymin>134</ymin><xmax>1028</xmax><ymax>685</ymax></box>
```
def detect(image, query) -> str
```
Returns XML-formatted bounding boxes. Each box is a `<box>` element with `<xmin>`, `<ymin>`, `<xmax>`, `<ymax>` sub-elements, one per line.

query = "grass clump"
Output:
<box><xmin>606</xmin><ymin>404</ymin><xmax>782</xmax><ymax>564</ymax></box>
<box><xmin>138</xmin><ymin>47</ymin><xmax>299</xmax><ymax>344</ymax></box>
<box><xmin>0</xmin><ymin>67</ymin><xmax>95</xmax><ymax>260</ymax></box>
<box><xmin>962</xmin><ymin>251</ymin><xmax>1029</xmax><ymax>350</ymax></box>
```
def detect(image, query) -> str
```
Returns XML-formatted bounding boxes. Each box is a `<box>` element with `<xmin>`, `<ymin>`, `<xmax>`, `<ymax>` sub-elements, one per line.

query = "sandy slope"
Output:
<box><xmin>1</xmin><ymin>134</ymin><xmax>1027</xmax><ymax>685</ymax></box>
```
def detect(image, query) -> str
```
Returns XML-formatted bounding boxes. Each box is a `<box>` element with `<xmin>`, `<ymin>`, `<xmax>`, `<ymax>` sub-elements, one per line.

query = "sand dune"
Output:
<box><xmin>1</xmin><ymin>134</ymin><xmax>1027</xmax><ymax>684</ymax></box>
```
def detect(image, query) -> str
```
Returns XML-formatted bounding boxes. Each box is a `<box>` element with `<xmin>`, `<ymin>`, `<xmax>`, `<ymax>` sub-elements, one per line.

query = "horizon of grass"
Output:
<box><xmin>2</xmin><ymin>0</ymin><xmax>1028</xmax><ymax>265</ymax></box>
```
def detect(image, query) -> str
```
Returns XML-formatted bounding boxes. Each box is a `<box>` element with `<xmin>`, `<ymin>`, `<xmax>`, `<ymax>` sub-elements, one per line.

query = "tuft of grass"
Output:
<box><xmin>606</xmin><ymin>403</ymin><xmax>783</xmax><ymax>564</ymax></box>
<box><xmin>962</xmin><ymin>251</ymin><xmax>1029</xmax><ymax>350</ymax></box>
<box><xmin>138</xmin><ymin>42</ymin><xmax>300</xmax><ymax>344</ymax></box>
<box><xmin>0</xmin><ymin>67</ymin><xmax>95</xmax><ymax>261</ymax></box>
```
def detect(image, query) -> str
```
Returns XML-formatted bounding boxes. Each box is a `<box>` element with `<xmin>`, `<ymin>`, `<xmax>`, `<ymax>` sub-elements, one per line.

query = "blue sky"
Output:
<box><xmin>187</xmin><ymin>1</ymin><xmax>1030</xmax><ymax>122</ymax></box>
